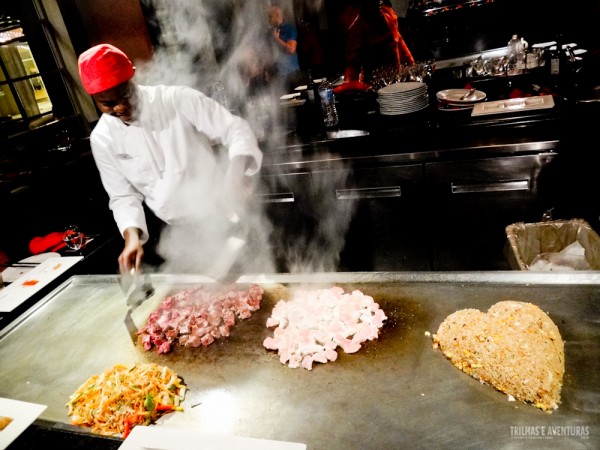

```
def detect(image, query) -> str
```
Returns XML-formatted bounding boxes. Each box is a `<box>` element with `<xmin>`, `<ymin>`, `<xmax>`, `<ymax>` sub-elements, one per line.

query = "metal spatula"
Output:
<box><xmin>121</xmin><ymin>268</ymin><xmax>155</xmax><ymax>342</ymax></box>
<box><xmin>120</xmin><ymin>268</ymin><xmax>155</xmax><ymax>307</ymax></box>
<box><xmin>205</xmin><ymin>210</ymin><xmax>247</xmax><ymax>283</ymax></box>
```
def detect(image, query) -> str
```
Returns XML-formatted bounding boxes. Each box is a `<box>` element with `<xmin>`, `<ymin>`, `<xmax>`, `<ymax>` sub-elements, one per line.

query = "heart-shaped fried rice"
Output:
<box><xmin>432</xmin><ymin>301</ymin><xmax>564</xmax><ymax>411</ymax></box>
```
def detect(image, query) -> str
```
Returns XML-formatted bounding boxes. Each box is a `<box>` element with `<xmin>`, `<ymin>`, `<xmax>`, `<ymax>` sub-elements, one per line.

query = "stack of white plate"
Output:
<box><xmin>377</xmin><ymin>82</ymin><xmax>429</xmax><ymax>115</ymax></box>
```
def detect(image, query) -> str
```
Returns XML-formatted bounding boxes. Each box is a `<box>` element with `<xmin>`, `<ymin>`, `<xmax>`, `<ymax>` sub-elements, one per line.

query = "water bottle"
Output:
<box><xmin>306</xmin><ymin>70</ymin><xmax>316</xmax><ymax>103</ymax></box>
<box><xmin>318</xmin><ymin>81</ymin><xmax>338</xmax><ymax>128</ymax></box>
<box><xmin>548</xmin><ymin>34</ymin><xmax>566</xmax><ymax>99</ymax></box>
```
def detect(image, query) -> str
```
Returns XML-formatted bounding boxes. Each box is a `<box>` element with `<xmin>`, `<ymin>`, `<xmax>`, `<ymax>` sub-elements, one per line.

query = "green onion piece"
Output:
<box><xmin>144</xmin><ymin>393</ymin><xmax>155</xmax><ymax>411</ymax></box>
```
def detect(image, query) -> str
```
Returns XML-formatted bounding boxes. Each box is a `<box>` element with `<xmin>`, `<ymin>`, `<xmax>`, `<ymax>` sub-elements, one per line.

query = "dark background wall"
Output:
<box><xmin>400</xmin><ymin>0</ymin><xmax>600</xmax><ymax>62</ymax></box>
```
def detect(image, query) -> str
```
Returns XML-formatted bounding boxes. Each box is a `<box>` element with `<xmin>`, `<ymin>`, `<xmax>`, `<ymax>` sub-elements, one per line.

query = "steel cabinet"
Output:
<box><xmin>425</xmin><ymin>152</ymin><xmax>557</xmax><ymax>270</ymax></box>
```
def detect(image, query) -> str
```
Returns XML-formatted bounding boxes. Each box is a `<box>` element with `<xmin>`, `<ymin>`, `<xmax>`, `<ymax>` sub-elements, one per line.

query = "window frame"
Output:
<box><xmin>0</xmin><ymin>1</ymin><xmax>78</xmax><ymax>138</ymax></box>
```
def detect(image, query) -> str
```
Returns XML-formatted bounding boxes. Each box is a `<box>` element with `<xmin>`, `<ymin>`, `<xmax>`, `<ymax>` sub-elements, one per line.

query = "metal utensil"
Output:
<box><xmin>331</xmin><ymin>74</ymin><xmax>345</xmax><ymax>86</ymax></box>
<box><xmin>121</xmin><ymin>268</ymin><xmax>155</xmax><ymax>342</ymax></box>
<box><xmin>119</xmin><ymin>268</ymin><xmax>155</xmax><ymax>307</ymax></box>
<box><xmin>459</xmin><ymin>88</ymin><xmax>476</xmax><ymax>100</ymax></box>
<box><xmin>206</xmin><ymin>210</ymin><xmax>247</xmax><ymax>283</ymax></box>
<box><xmin>0</xmin><ymin>262</ymin><xmax>40</xmax><ymax>268</ymax></box>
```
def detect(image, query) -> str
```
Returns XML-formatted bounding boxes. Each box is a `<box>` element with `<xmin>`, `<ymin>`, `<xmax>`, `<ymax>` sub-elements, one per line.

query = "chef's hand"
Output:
<box><xmin>119</xmin><ymin>227</ymin><xmax>144</xmax><ymax>273</ymax></box>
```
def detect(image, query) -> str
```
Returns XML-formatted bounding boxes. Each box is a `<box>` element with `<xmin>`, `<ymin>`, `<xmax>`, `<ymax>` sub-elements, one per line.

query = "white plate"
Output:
<box><xmin>2</xmin><ymin>266</ymin><xmax>34</xmax><ymax>283</ymax></box>
<box><xmin>0</xmin><ymin>397</ymin><xmax>47</xmax><ymax>449</ymax></box>
<box><xmin>380</xmin><ymin>103</ymin><xmax>429</xmax><ymax>115</ymax></box>
<box><xmin>20</xmin><ymin>252</ymin><xmax>61</xmax><ymax>264</ymax></box>
<box><xmin>0</xmin><ymin>256</ymin><xmax>83</xmax><ymax>312</ymax></box>
<box><xmin>532</xmin><ymin>41</ymin><xmax>556</xmax><ymax>49</ymax></box>
<box><xmin>1</xmin><ymin>252</ymin><xmax>61</xmax><ymax>283</ymax></box>
<box><xmin>436</xmin><ymin>89</ymin><xmax>486</xmax><ymax>104</ymax></box>
<box><xmin>378</xmin><ymin>82</ymin><xmax>425</xmax><ymax>95</ymax></box>
<box><xmin>293</xmin><ymin>79</ymin><xmax>326</xmax><ymax>92</ymax></box>
<box><xmin>380</xmin><ymin>102</ymin><xmax>429</xmax><ymax>112</ymax></box>
<box><xmin>379</xmin><ymin>93</ymin><xmax>427</xmax><ymax>102</ymax></box>
<box><xmin>119</xmin><ymin>426</ymin><xmax>307</xmax><ymax>450</ymax></box>
<box><xmin>471</xmin><ymin>95</ymin><xmax>555</xmax><ymax>116</ymax></box>
<box><xmin>442</xmin><ymin>101</ymin><xmax>485</xmax><ymax>107</ymax></box>
<box><xmin>378</xmin><ymin>96</ymin><xmax>428</xmax><ymax>106</ymax></box>
<box><xmin>280</xmin><ymin>93</ymin><xmax>301</xmax><ymax>100</ymax></box>
<box><xmin>378</xmin><ymin>86</ymin><xmax>426</xmax><ymax>96</ymax></box>
<box><xmin>280</xmin><ymin>98</ymin><xmax>306</xmax><ymax>107</ymax></box>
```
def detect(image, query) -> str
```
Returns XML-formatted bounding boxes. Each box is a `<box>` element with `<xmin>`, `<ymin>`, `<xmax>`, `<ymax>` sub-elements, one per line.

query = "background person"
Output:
<box><xmin>77</xmin><ymin>43</ymin><xmax>263</xmax><ymax>275</ymax></box>
<box><xmin>267</xmin><ymin>4</ymin><xmax>303</xmax><ymax>91</ymax></box>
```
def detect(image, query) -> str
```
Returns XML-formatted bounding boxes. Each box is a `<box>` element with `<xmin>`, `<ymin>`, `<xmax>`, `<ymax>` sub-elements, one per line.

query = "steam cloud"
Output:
<box><xmin>136</xmin><ymin>0</ymin><xmax>355</xmax><ymax>277</ymax></box>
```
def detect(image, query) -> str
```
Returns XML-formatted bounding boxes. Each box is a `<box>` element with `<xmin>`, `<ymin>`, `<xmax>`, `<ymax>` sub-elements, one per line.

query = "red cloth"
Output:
<box><xmin>339</xmin><ymin>3</ymin><xmax>414</xmax><ymax>83</ymax></box>
<box><xmin>78</xmin><ymin>44</ymin><xmax>135</xmax><ymax>95</ymax></box>
<box><xmin>29</xmin><ymin>232</ymin><xmax>67</xmax><ymax>255</ymax></box>
<box><xmin>333</xmin><ymin>80</ymin><xmax>372</xmax><ymax>94</ymax></box>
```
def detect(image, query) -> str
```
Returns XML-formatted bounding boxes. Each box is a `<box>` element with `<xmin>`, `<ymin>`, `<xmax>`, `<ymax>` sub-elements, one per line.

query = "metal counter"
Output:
<box><xmin>0</xmin><ymin>272</ymin><xmax>598</xmax><ymax>449</ymax></box>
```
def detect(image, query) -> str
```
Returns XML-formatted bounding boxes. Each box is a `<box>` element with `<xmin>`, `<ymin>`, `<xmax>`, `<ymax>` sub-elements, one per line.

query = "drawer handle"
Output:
<box><xmin>451</xmin><ymin>180</ymin><xmax>529</xmax><ymax>194</ymax></box>
<box><xmin>336</xmin><ymin>186</ymin><xmax>402</xmax><ymax>200</ymax></box>
<box><xmin>256</xmin><ymin>192</ymin><xmax>295</xmax><ymax>203</ymax></box>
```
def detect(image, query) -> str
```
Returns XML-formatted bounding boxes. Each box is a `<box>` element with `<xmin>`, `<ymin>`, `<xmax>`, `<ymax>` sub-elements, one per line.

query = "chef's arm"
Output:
<box><xmin>222</xmin><ymin>154</ymin><xmax>259</xmax><ymax>217</ymax></box>
<box><xmin>119</xmin><ymin>227</ymin><xmax>144</xmax><ymax>273</ymax></box>
<box><xmin>227</xmin><ymin>153</ymin><xmax>258</xmax><ymax>186</ymax></box>
<box><xmin>231</xmin><ymin>153</ymin><xmax>258</xmax><ymax>177</ymax></box>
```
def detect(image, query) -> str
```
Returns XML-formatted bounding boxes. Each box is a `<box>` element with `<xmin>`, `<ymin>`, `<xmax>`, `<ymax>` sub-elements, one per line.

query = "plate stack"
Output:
<box><xmin>436</xmin><ymin>88</ymin><xmax>486</xmax><ymax>112</ymax></box>
<box><xmin>377</xmin><ymin>82</ymin><xmax>429</xmax><ymax>116</ymax></box>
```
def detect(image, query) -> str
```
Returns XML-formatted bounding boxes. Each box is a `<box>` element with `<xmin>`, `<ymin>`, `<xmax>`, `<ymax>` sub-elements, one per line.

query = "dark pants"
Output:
<box><xmin>143</xmin><ymin>204</ymin><xmax>167</xmax><ymax>268</ymax></box>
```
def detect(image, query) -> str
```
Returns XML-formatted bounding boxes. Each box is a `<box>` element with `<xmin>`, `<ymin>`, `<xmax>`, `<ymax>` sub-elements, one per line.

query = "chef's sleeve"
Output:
<box><xmin>90</xmin><ymin>135</ymin><xmax>150</xmax><ymax>244</ymax></box>
<box><xmin>176</xmin><ymin>87</ymin><xmax>263</xmax><ymax>176</ymax></box>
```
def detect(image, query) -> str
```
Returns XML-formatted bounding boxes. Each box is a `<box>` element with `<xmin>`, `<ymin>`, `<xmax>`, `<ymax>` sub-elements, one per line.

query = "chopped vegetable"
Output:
<box><xmin>66</xmin><ymin>363</ymin><xmax>186</xmax><ymax>438</ymax></box>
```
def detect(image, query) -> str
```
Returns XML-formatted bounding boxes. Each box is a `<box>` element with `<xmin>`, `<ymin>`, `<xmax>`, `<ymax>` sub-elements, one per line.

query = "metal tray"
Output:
<box><xmin>472</xmin><ymin>95</ymin><xmax>555</xmax><ymax>117</ymax></box>
<box><xmin>0</xmin><ymin>272</ymin><xmax>598</xmax><ymax>449</ymax></box>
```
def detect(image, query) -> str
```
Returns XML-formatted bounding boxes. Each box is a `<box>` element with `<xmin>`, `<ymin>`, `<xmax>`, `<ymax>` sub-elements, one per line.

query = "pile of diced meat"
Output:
<box><xmin>138</xmin><ymin>284</ymin><xmax>264</xmax><ymax>354</ymax></box>
<box><xmin>263</xmin><ymin>286</ymin><xmax>387</xmax><ymax>370</ymax></box>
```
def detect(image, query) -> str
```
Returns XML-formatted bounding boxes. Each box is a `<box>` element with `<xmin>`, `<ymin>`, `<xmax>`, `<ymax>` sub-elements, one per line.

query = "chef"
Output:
<box><xmin>77</xmin><ymin>43</ymin><xmax>263</xmax><ymax>274</ymax></box>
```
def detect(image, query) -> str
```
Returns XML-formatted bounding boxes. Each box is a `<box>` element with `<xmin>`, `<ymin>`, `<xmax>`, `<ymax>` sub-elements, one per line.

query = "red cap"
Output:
<box><xmin>78</xmin><ymin>44</ymin><xmax>135</xmax><ymax>95</ymax></box>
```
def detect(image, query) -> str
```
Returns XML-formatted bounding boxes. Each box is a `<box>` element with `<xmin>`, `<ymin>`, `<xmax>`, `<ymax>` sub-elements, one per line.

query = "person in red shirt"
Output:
<box><xmin>338</xmin><ymin>0</ymin><xmax>414</xmax><ymax>86</ymax></box>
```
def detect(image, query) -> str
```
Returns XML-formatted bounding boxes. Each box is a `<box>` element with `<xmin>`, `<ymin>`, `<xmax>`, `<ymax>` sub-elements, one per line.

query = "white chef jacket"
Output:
<box><xmin>90</xmin><ymin>84</ymin><xmax>263</xmax><ymax>244</ymax></box>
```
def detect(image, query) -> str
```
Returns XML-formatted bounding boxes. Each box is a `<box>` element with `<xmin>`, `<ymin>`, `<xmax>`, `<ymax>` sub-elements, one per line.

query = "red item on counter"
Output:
<box><xmin>509</xmin><ymin>88</ymin><xmax>525</xmax><ymax>98</ymax></box>
<box><xmin>333</xmin><ymin>80</ymin><xmax>372</xmax><ymax>95</ymax></box>
<box><xmin>29</xmin><ymin>232</ymin><xmax>67</xmax><ymax>255</ymax></box>
<box><xmin>78</xmin><ymin>43</ymin><xmax>135</xmax><ymax>95</ymax></box>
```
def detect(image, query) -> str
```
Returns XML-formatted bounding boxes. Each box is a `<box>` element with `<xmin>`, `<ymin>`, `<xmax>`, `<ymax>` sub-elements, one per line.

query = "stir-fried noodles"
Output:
<box><xmin>66</xmin><ymin>363</ymin><xmax>186</xmax><ymax>438</ymax></box>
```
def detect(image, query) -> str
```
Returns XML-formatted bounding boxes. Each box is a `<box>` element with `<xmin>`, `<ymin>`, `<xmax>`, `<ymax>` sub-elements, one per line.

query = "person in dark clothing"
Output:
<box><xmin>267</xmin><ymin>4</ymin><xmax>303</xmax><ymax>91</ymax></box>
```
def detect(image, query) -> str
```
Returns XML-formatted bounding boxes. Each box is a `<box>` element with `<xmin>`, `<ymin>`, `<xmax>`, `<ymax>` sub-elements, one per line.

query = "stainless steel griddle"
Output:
<box><xmin>0</xmin><ymin>272</ymin><xmax>599</xmax><ymax>449</ymax></box>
